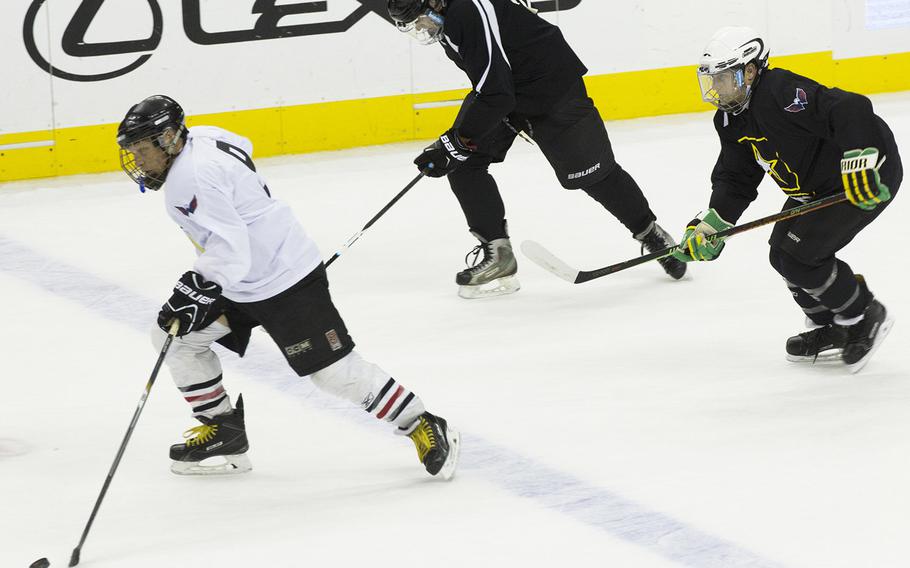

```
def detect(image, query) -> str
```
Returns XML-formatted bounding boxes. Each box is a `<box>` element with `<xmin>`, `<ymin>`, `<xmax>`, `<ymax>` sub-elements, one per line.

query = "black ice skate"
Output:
<box><xmin>635</xmin><ymin>221</ymin><xmax>687</xmax><ymax>280</ymax></box>
<box><xmin>170</xmin><ymin>394</ymin><xmax>252</xmax><ymax>475</ymax></box>
<box><xmin>786</xmin><ymin>323</ymin><xmax>848</xmax><ymax>363</ymax></box>
<box><xmin>841</xmin><ymin>296</ymin><xmax>894</xmax><ymax>374</ymax></box>
<box><xmin>456</xmin><ymin>228</ymin><xmax>520</xmax><ymax>299</ymax></box>
<box><xmin>403</xmin><ymin>412</ymin><xmax>460</xmax><ymax>480</ymax></box>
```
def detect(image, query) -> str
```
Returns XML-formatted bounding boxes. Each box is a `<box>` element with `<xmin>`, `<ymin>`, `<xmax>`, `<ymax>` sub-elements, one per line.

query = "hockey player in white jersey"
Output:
<box><xmin>116</xmin><ymin>95</ymin><xmax>459</xmax><ymax>479</ymax></box>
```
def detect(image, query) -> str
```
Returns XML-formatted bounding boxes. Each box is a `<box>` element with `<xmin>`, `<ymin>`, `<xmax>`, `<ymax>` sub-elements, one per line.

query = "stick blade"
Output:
<box><xmin>520</xmin><ymin>240</ymin><xmax>580</xmax><ymax>283</ymax></box>
<box><xmin>69</xmin><ymin>547</ymin><xmax>80</xmax><ymax>567</ymax></box>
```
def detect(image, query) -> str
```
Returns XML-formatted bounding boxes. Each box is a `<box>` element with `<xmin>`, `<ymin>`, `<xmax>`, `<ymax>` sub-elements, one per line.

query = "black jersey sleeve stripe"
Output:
<box><xmin>469</xmin><ymin>0</ymin><xmax>511</xmax><ymax>93</ymax></box>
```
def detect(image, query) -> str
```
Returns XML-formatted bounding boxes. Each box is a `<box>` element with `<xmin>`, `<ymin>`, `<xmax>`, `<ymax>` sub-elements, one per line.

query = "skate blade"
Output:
<box><xmin>438</xmin><ymin>427</ymin><xmax>461</xmax><ymax>481</ymax></box>
<box><xmin>457</xmin><ymin>275</ymin><xmax>520</xmax><ymax>299</ymax></box>
<box><xmin>171</xmin><ymin>453</ymin><xmax>252</xmax><ymax>476</ymax></box>
<box><xmin>847</xmin><ymin>316</ymin><xmax>895</xmax><ymax>374</ymax></box>
<box><xmin>785</xmin><ymin>350</ymin><xmax>844</xmax><ymax>363</ymax></box>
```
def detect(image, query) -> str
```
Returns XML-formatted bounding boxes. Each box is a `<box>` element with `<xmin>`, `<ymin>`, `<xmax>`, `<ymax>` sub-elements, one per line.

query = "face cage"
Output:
<box><xmin>119</xmin><ymin>135</ymin><xmax>172</xmax><ymax>193</ymax></box>
<box><xmin>698</xmin><ymin>66</ymin><xmax>751</xmax><ymax>114</ymax></box>
<box><xmin>395</xmin><ymin>10</ymin><xmax>444</xmax><ymax>44</ymax></box>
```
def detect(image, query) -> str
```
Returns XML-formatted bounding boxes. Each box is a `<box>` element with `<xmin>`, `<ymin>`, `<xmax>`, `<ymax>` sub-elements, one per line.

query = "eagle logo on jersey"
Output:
<box><xmin>784</xmin><ymin>88</ymin><xmax>809</xmax><ymax>113</ymax></box>
<box><xmin>176</xmin><ymin>195</ymin><xmax>198</xmax><ymax>217</ymax></box>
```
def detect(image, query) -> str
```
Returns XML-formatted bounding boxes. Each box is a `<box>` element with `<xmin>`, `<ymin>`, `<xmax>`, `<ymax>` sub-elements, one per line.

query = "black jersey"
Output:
<box><xmin>439</xmin><ymin>0</ymin><xmax>587</xmax><ymax>140</ymax></box>
<box><xmin>709</xmin><ymin>68</ymin><xmax>898</xmax><ymax>223</ymax></box>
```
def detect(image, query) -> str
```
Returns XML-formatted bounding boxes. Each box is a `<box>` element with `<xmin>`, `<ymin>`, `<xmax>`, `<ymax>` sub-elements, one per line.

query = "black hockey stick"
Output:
<box><xmin>68</xmin><ymin>320</ymin><xmax>180</xmax><ymax>567</ymax></box>
<box><xmin>522</xmin><ymin>193</ymin><xmax>849</xmax><ymax>284</ymax></box>
<box><xmin>325</xmin><ymin>172</ymin><xmax>425</xmax><ymax>267</ymax></box>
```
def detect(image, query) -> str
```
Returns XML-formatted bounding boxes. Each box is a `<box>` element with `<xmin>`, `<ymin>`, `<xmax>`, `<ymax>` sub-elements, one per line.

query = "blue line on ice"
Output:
<box><xmin>1</xmin><ymin>235</ymin><xmax>788</xmax><ymax>568</ymax></box>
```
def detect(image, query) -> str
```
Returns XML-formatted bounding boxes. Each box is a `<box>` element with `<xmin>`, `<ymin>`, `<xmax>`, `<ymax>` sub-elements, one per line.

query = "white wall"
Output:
<box><xmin>4</xmin><ymin>0</ymin><xmax>910</xmax><ymax>135</ymax></box>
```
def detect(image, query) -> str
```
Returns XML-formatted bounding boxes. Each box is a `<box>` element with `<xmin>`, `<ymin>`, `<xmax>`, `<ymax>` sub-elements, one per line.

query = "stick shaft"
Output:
<box><xmin>69</xmin><ymin>321</ymin><xmax>179</xmax><ymax>566</ymax></box>
<box><xmin>577</xmin><ymin>194</ymin><xmax>848</xmax><ymax>283</ymax></box>
<box><xmin>325</xmin><ymin>172</ymin><xmax>425</xmax><ymax>267</ymax></box>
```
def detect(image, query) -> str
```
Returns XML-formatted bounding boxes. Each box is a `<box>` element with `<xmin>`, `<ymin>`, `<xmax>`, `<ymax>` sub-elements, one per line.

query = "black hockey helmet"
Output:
<box><xmin>117</xmin><ymin>95</ymin><xmax>188</xmax><ymax>192</ymax></box>
<box><xmin>388</xmin><ymin>0</ymin><xmax>428</xmax><ymax>24</ymax></box>
<box><xmin>388</xmin><ymin>0</ymin><xmax>446</xmax><ymax>44</ymax></box>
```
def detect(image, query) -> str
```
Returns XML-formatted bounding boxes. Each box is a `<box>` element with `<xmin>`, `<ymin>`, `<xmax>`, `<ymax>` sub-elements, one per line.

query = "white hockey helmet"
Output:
<box><xmin>697</xmin><ymin>27</ymin><xmax>769</xmax><ymax>114</ymax></box>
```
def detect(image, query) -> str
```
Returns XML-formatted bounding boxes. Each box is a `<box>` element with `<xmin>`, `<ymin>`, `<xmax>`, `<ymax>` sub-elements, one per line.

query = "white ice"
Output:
<box><xmin>2</xmin><ymin>93</ymin><xmax>908</xmax><ymax>568</ymax></box>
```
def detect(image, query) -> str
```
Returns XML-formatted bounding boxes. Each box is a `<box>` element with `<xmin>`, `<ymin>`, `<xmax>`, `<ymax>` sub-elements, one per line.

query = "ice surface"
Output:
<box><xmin>2</xmin><ymin>93</ymin><xmax>908</xmax><ymax>568</ymax></box>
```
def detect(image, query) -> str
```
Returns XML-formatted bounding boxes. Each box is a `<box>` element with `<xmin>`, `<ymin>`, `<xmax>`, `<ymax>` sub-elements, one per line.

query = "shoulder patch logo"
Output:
<box><xmin>784</xmin><ymin>88</ymin><xmax>808</xmax><ymax>113</ymax></box>
<box><xmin>175</xmin><ymin>195</ymin><xmax>198</xmax><ymax>216</ymax></box>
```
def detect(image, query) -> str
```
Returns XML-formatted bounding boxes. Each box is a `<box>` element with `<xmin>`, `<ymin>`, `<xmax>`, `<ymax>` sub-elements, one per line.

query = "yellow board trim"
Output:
<box><xmin>3</xmin><ymin>50</ymin><xmax>910</xmax><ymax>183</ymax></box>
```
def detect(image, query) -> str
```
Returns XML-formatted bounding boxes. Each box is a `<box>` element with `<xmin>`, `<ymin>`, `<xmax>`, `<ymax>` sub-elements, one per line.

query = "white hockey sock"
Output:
<box><xmin>310</xmin><ymin>351</ymin><xmax>425</xmax><ymax>430</ymax></box>
<box><xmin>151</xmin><ymin>320</ymin><xmax>233</xmax><ymax>419</ymax></box>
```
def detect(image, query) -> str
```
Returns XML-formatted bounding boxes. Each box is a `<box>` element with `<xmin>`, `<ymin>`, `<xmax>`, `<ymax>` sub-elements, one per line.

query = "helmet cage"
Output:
<box><xmin>118</xmin><ymin>126</ymin><xmax>185</xmax><ymax>192</ymax></box>
<box><xmin>395</xmin><ymin>9</ymin><xmax>445</xmax><ymax>44</ymax></box>
<box><xmin>698</xmin><ymin>64</ymin><xmax>751</xmax><ymax>114</ymax></box>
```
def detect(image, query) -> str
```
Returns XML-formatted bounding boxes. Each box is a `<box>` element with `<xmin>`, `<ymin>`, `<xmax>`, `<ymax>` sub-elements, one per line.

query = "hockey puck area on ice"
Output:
<box><xmin>0</xmin><ymin>438</ymin><xmax>31</xmax><ymax>458</ymax></box>
<box><xmin>29</xmin><ymin>558</ymin><xmax>50</xmax><ymax>568</ymax></box>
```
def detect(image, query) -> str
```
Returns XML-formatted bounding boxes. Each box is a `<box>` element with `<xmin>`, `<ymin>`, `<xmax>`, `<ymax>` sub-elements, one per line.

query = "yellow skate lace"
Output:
<box><xmin>183</xmin><ymin>424</ymin><xmax>219</xmax><ymax>447</ymax></box>
<box><xmin>408</xmin><ymin>417</ymin><xmax>437</xmax><ymax>462</ymax></box>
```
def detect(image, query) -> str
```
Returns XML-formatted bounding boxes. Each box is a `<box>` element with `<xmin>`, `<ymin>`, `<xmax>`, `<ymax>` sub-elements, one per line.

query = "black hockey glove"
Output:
<box><xmin>157</xmin><ymin>271</ymin><xmax>222</xmax><ymax>337</ymax></box>
<box><xmin>414</xmin><ymin>128</ymin><xmax>476</xmax><ymax>178</ymax></box>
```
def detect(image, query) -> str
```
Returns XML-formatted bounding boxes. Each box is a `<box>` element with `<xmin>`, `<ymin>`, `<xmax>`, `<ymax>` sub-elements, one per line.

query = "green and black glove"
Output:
<box><xmin>670</xmin><ymin>209</ymin><xmax>733</xmax><ymax>262</ymax></box>
<box><xmin>842</xmin><ymin>147</ymin><xmax>891</xmax><ymax>211</ymax></box>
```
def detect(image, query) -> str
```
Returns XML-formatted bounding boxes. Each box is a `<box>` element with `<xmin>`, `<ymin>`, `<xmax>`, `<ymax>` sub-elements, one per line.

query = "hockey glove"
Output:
<box><xmin>670</xmin><ymin>209</ymin><xmax>733</xmax><ymax>262</ymax></box>
<box><xmin>414</xmin><ymin>128</ymin><xmax>476</xmax><ymax>178</ymax></box>
<box><xmin>842</xmin><ymin>147</ymin><xmax>891</xmax><ymax>211</ymax></box>
<box><xmin>157</xmin><ymin>271</ymin><xmax>222</xmax><ymax>336</ymax></box>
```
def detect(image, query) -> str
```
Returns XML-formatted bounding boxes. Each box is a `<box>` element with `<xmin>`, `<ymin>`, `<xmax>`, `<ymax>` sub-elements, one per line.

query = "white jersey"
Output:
<box><xmin>163</xmin><ymin>126</ymin><xmax>322</xmax><ymax>303</ymax></box>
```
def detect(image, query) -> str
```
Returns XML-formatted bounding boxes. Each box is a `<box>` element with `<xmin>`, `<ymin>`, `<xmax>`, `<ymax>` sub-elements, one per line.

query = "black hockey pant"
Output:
<box><xmin>446</xmin><ymin>80</ymin><xmax>655</xmax><ymax>241</ymax></box>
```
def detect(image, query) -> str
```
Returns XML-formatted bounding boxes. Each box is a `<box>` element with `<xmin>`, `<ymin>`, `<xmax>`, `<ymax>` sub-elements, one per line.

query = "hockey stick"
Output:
<box><xmin>325</xmin><ymin>172</ymin><xmax>425</xmax><ymax>267</ymax></box>
<box><xmin>68</xmin><ymin>320</ymin><xmax>180</xmax><ymax>567</ymax></box>
<box><xmin>522</xmin><ymin>193</ymin><xmax>849</xmax><ymax>284</ymax></box>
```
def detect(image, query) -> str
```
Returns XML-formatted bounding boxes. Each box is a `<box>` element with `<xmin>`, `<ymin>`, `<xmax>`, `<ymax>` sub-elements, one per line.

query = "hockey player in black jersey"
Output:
<box><xmin>671</xmin><ymin>27</ymin><xmax>901</xmax><ymax>372</ymax></box>
<box><xmin>387</xmin><ymin>0</ymin><xmax>686</xmax><ymax>298</ymax></box>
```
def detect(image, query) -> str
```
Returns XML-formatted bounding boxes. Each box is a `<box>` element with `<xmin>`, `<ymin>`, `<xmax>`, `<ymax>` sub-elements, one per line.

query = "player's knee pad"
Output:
<box><xmin>310</xmin><ymin>350</ymin><xmax>390</xmax><ymax>406</ymax></box>
<box><xmin>774</xmin><ymin>249</ymin><xmax>836</xmax><ymax>291</ymax></box>
<box><xmin>150</xmin><ymin>321</ymin><xmax>229</xmax><ymax>383</ymax></box>
<box><xmin>447</xmin><ymin>164</ymin><xmax>493</xmax><ymax>191</ymax></box>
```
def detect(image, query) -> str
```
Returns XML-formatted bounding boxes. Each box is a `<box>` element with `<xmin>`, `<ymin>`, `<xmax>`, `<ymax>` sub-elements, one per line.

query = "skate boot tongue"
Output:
<box><xmin>183</xmin><ymin>423</ymin><xmax>218</xmax><ymax>446</ymax></box>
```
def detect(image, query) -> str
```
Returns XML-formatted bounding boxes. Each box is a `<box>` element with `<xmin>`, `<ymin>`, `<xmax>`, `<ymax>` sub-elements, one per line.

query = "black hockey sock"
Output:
<box><xmin>448</xmin><ymin>167</ymin><xmax>508</xmax><ymax>240</ymax></box>
<box><xmin>581</xmin><ymin>165</ymin><xmax>655</xmax><ymax>235</ymax></box>
<box><xmin>786</xmin><ymin>282</ymin><xmax>834</xmax><ymax>325</ymax></box>
<box><xmin>785</xmin><ymin>258</ymin><xmax>871</xmax><ymax>322</ymax></box>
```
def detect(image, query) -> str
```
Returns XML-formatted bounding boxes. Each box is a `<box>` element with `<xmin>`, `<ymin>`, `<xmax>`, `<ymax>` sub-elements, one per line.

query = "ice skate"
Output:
<box><xmin>403</xmin><ymin>412</ymin><xmax>460</xmax><ymax>480</ymax></box>
<box><xmin>635</xmin><ymin>221</ymin><xmax>687</xmax><ymax>280</ymax></box>
<box><xmin>786</xmin><ymin>319</ymin><xmax>848</xmax><ymax>363</ymax></box>
<box><xmin>170</xmin><ymin>394</ymin><xmax>252</xmax><ymax>476</ymax></box>
<box><xmin>456</xmin><ymin>229</ymin><xmax>520</xmax><ymax>299</ymax></box>
<box><xmin>840</xmin><ymin>296</ymin><xmax>894</xmax><ymax>374</ymax></box>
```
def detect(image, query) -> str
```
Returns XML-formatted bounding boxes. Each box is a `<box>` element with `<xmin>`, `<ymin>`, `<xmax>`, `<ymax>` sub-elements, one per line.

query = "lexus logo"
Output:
<box><xmin>23</xmin><ymin>0</ymin><xmax>163</xmax><ymax>82</ymax></box>
<box><xmin>23</xmin><ymin>0</ymin><xmax>581</xmax><ymax>82</ymax></box>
